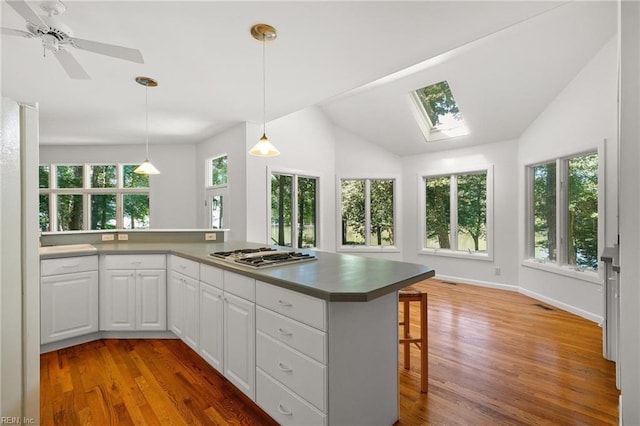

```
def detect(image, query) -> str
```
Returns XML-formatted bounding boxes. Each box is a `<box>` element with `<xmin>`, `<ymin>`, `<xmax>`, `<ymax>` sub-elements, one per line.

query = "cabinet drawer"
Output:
<box><xmin>257</xmin><ymin>306</ymin><xmax>327</xmax><ymax>364</ymax></box>
<box><xmin>257</xmin><ymin>368</ymin><xmax>327</xmax><ymax>426</ymax></box>
<box><xmin>41</xmin><ymin>255</ymin><xmax>98</xmax><ymax>276</ymax></box>
<box><xmin>200</xmin><ymin>263</ymin><xmax>223</xmax><ymax>289</ymax></box>
<box><xmin>103</xmin><ymin>254</ymin><xmax>166</xmax><ymax>270</ymax></box>
<box><xmin>169</xmin><ymin>255</ymin><xmax>198</xmax><ymax>279</ymax></box>
<box><xmin>256</xmin><ymin>281</ymin><xmax>326</xmax><ymax>331</ymax></box>
<box><xmin>224</xmin><ymin>271</ymin><xmax>255</xmax><ymax>301</ymax></box>
<box><xmin>257</xmin><ymin>331</ymin><xmax>327</xmax><ymax>412</ymax></box>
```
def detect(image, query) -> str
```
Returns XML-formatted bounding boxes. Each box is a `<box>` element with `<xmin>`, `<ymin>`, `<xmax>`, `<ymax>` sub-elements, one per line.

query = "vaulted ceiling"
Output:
<box><xmin>1</xmin><ymin>1</ymin><xmax>617</xmax><ymax>155</ymax></box>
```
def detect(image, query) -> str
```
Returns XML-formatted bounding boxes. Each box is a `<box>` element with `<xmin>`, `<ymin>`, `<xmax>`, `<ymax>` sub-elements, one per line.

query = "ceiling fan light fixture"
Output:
<box><xmin>134</xmin><ymin>76</ymin><xmax>160</xmax><ymax>175</ymax></box>
<box><xmin>248</xmin><ymin>23</ymin><xmax>280</xmax><ymax>157</ymax></box>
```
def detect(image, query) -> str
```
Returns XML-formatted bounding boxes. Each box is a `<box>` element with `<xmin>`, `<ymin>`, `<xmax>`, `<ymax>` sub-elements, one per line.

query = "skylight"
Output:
<box><xmin>410</xmin><ymin>80</ymin><xmax>469</xmax><ymax>142</ymax></box>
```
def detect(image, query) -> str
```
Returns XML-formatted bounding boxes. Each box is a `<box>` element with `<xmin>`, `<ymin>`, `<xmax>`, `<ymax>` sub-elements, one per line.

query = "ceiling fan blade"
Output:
<box><xmin>53</xmin><ymin>49</ymin><xmax>91</xmax><ymax>80</ymax></box>
<box><xmin>71</xmin><ymin>37</ymin><xmax>144</xmax><ymax>64</ymax></box>
<box><xmin>1</xmin><ymin>27</ymin><xmax>33</xmax><ymax>38</ymax></box>
<box><xmin>6</xmin><ymin>0</ymin><xmax>48</xmax><ymax>29</ymax></box>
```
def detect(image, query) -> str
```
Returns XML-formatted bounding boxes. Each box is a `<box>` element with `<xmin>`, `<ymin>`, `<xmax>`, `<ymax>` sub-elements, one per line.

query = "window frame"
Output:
<box><xmin>39</xmin><ymin>163</ymin><xmax>150</xmax><ymax>232</ymax></box>
<box><xmin>523</xmin><ymin>146</ymin><xmax>604</xmax><ymax>283</ymax></box>
<box><xmin>336</xmin><ymin>174</ymin><xmax>400</xmax><ymax>253</ymax></box>
<box><xmin>419</xmin><ymin>164</ymin><xmax>493</xmax><ymax>261</ymax></box>
<box><xmin>267</xmin><ymin>167</ymin><xmax>321</xmax><ymax>250</ymax></box>
<box><xmin>205</xmin><ymin>154</ymin><xmax>229</xmax><ymax>230</ymax></box>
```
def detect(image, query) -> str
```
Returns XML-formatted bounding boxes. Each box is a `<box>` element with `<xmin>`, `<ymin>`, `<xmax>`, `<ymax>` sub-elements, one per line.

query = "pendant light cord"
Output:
<box><xmin>145</xmin><ymin>85</ymin><xmax>149</xmax><ymax>158</ymax></box>
<box><xmin>262</xmin><ymin>34</ymin><xmax>266</xmax><ymax>135</ymax></box>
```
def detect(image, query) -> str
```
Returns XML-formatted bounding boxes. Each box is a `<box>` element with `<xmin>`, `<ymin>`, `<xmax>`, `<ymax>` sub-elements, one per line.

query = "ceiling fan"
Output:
<box><xmin>1</xmin><ymin>0</ymin><xmax>144</xmax><ymax>79</ymax></box>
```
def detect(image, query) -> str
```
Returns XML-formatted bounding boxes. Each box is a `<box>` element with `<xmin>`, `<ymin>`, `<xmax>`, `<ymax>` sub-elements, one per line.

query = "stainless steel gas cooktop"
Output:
<box><xmin>209</xmin><ymin>247</ymin><xmax>316</xmax><ymax>268</ymax></box>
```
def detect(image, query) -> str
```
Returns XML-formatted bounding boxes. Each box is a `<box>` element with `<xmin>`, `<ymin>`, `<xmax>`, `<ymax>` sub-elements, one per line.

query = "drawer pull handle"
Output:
<box><xmin>131</xmin><ymin>260</ymin><xmax>143</xmax><ymax>265</ymax></box>
<box><xmin>61</xmin><ymin>263</ymin><xmax>80</xmax><ymax>268</ymax></box>
<box><xmin>277</xmin><ymin>404</ymin><xmax>293</xmax><ymax>416</ymax></box>
<box><xmin>277</xmin><ymin>299</ymin><xmax>293</xmax><ymax>307</ymax></box>
<box><xmin>277</xmin><ymin>362</ymin><xmax>293</xmax><ymax>373</ymax></box>
<box><xmin>277</xmin><ymin>328</ymin><xmax>292</xmax><ymax>336</ymax></box>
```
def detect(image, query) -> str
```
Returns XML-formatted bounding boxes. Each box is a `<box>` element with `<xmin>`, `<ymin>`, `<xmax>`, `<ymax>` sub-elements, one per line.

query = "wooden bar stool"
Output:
<box><xmin>399</xmin><ymin>285</ymin><xmax>428</xmax><ymax>393</ymax></box>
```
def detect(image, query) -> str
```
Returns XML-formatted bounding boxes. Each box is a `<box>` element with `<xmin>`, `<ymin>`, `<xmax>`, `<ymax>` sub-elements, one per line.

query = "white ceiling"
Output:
<box><xmin>1</xmin><ymin>1</ymin><xmax>617</xmax><ymax>155</ymax></box>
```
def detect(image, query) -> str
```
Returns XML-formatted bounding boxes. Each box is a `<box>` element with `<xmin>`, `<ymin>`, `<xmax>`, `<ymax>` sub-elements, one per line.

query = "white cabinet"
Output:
<box><xmin>224</xmin><ymin>291</ymin><xmax>255</xmax><ymax>400</ymax></box>
<box><xmin>199</xmin><ymin>264</ymin><xmax>224</xmax><ymax>372</ymax></box>
<box><xmin>41</xmin><ymin>256</ymin><xmax>99</xmax><ymax>344</ymax></box>
<box><xmin>101</xmin><ymin>255</ymin><xmax>166</xmax><ymax>331</ymax></box>
<box><xmin>168</xmin><ymin>255</ymin><xmax>200</xmax><ymax>351</ymax></box>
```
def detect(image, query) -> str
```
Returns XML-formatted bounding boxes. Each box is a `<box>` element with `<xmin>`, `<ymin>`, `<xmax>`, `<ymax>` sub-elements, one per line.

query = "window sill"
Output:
<box><xmin>418</xmin><ymin>248</ymin><xmax>492</xmax><ymax>261</ymax></box>
<box><xmin>338</xmin><ymin>246</ymin><xmax>400</xmax><ymax>254</ymax></box>
<box><xmin>521</xmin><ymin>259</ymin><xmax>602</xmax><ymax>285</ymax></box>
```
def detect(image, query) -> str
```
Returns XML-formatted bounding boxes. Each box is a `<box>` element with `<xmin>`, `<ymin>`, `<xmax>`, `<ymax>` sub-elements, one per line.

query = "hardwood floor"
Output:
<box><xmin>41</xmin><ymin>279</ymin><xmax>619</xmax><ymax>425</ymax></box>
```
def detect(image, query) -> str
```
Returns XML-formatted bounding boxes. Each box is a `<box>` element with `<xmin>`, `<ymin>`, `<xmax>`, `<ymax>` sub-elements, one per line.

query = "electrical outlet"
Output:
<box><xmin>495</xmin><ymin>266</ymin><xmax>501</xmax><ymax>276</ymax></box>
<box><xmin>102</xmin><ymin>234</ymin><xmax>115</xmax><ymax>241</ymax></box>
<box><xmin>205</xmin><ymin>233</ymin><xmax>217</xmax><ymax>241</ymax></box>
<box><xmin>118</xmin><ymin>234</ymin><xmax>129</xmax><ymax>241</ymax></box>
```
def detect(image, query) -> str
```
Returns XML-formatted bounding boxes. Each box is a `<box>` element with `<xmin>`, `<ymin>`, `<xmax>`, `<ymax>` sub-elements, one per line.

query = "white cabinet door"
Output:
<box><xmin>136</xmin><ymin>270</ymin><xmax>167</xmax><ymax>331</ymax></box>
<box><xmin>199</xmin><ymin>281</ymin><xmax>224</xmax><ymax>372</ymax></box>
<box><xmin>183</xmin><ymin>275</ymin><xmax>199</xmax><ymax>350</ymax></box>
<box><xmin>224</xmin><ymin>292</ymin><xmax>255</xmax><ymax>401</ymax></box>
<box><xmin>41</xmin><ymin>270</ymin><xmax>99</xmax><ymax>344</ymax></box>
<box><xmin>168</xmin><ymin>271</ymin><xmax>185</xmax><ymax>337</ymax></box>
<box><xmin>102</xmin><ymin>270</ymin><xmax>136</xmax><ymax>331</ymax></box>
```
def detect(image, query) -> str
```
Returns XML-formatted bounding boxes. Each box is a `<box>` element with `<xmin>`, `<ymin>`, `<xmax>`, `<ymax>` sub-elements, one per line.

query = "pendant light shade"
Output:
<box><xmin>134</xmin><ymin>76</ymin><xmax>160</xmax><ymax>175</ymax></box>
<box><xmin>249</xmin><ymin>23</ymin><xmax>280</xmax><ymax>157</ymax></box>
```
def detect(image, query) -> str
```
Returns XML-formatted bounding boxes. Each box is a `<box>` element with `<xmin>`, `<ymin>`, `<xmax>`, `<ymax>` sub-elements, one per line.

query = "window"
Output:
<box><xmin>269</xmin><ymin>171</ymin><xmax>318</xmax><ymax>249</ymax></box>
<box><xmin>421</xmin><ymin>167</ymin><xmax>492</xmax><ymax>258</ymax></box>
<box><xmin>410</xmin><ymin>80</ymin><xmax>469</xmax><ymax>142</ymax></box>
<box><xmin>205</xmin><ymin>155</ymin><xmax>228</xmax><ymax>229</ymax></box>
<box><xmin>527</xmin><ymin>151</ymin><xmax>599</xmax><ymax>272</ymax></box>
<box><xmin>339</xmin><ymin>178</ymin><xmax>396</xmax><ymax>250</ymax></box>
<box><xmin>39</xmin><ymin>164</ymin><xmax>150</xmax><ymax>232</ymax></box>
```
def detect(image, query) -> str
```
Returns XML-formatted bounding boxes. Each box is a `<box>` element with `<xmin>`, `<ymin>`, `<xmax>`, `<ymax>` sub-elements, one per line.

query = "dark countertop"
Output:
<box><xmin>41</xmin><ymin>241</ymin><xmax>435</xmax><ymax>302</ymax></box>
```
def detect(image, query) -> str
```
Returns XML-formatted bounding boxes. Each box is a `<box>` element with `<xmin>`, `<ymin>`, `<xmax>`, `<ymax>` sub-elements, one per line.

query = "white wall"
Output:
<box><xmin>39</xmin><ymin>143</ymin><xmax>198</xmax><ymax>229</ymax></box>
<box><xmin>245</xmin><ymin>106</ymin><xmax>337</xmax><ymax>251</ymax></box>
<box><xmin>334</xmin><ymin>125</ymin><xmax>404</xmax><ymax>260</ymax></box>
<box><xmin>618</xmin><ymin>1</ymin><xmax>640</xmax><ymax>423</ymax></box>
<box><xmin>517</xmin><ymin>37</ymin><xmax>618</xmax><ymax>320</ymax></box>
<box><xmin>196</xmin><ymin>123</ymin><xmax>248</xmax><ymax>241</ymax></box>
<box><xmin>401</xmin><ymin>139</ymin><xmax>520</xmax><ymax>288</ymax></box>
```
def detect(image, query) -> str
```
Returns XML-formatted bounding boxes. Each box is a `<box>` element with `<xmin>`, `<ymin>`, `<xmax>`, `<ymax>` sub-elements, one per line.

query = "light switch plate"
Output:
<box><xmin>205</xmin><ymin>233</ymin><xmax>217</xmax><ymax>241</ymax></box>
<box><xmin>118</xmin><ymin>234</ymin><xmax>129</xmax><ymax>241</ymax></box>
<box><xmin>102</xmin><ymin>234</ymin><xmax>115</xmax><ymax>241</ymax></box>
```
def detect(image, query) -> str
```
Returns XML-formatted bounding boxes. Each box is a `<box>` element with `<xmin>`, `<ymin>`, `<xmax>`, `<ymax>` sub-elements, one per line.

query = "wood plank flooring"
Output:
<box><xmin>41</xmin><ymin>278</ymin><xmax>619</xmax><ymax>425</ymax></box>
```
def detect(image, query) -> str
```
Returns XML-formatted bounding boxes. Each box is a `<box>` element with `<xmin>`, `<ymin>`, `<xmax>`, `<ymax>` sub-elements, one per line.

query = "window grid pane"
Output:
<box><xmin>341</xmin><ymin>180</ymin><xmax>366</xmax><ymax>245</ymax></box>
<box><xmin>532</xmin><ymin>162</ymin><xmax>557</xmax><ymax>262</ymax></box>
<box><xmin>567</xmin><ymin>153</ymin><xmax>598</xmax><ymax>269</ymax></box>
<box><xmin>57</xmin><ymin>194</ymin><xmax>83</xmax><ymax>231</ymax></box>
<box><xmin>90</xmin><ymin>194</ymin><xmax>117</xmax><ymax>230</ymax></box>
<box><xmin>39</xmin><ymin>165</ymin><xmax>49</xmax><ymax>189</ymax></box>
<box><xmin>39</xmin><ymin>194</ymin><xmax>50</xmax><ymax>231</ymax></box>
<box><xmin>457</xmin><ymin>172</ymin><xmax>487</xmax><ymax>252</ymax></box>
<box><xmin>425</xmin><ymin>176</ymin><xmax>451</xmax><ymax>249</ymax></box>
<box><xmin>123</xmin><ymin>194</ymin><xmax>150</xmax><ymax>229</ymax></box>
<box><xmin>211</xmin><ymin>195</ymin><xmax>224</xmax><ymax>229</ymax></box>
<box><xmin>298</xmin><ymin>177</ymin><xmax>317</xmax><ymax>248</ymax></box>
<box><xmin>90</xmin><ymin>165</ymin><xmax>117</xmax><ymax>188</ymax></box>
<box><xmin>123</xmin><ymin>165</ymin><xmax>149</xmax><ymax>188</ymax></box>
<box><xmin>56</xmin><ymin>165</ymin><xmax>83</xmax><ymax>188</ymax></box>
<box><xmin>271</xmin><ymin>174</ymin><xmax>293</xmax><ymax>247</ymax></box>
<box><xmin>369</xmin><ymin>179</ymin><xmax>394</xmax><ymax>246</ymax></box>
<box><xmin>211</xmin><ymin>156</ymin><xmax>228</xmax><ymax>186</ymax></box>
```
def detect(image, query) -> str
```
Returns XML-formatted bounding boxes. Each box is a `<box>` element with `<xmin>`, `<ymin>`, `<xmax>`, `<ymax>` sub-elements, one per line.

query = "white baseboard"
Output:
<box><xmin>40</xmin><ymin>330</ymin><xmax>178</xmax><ymax>353</ymax></box>
<box><xmin>434</xmin><ymin>274</ymin><xmax>602</xmax><ymax>323</ymax></box>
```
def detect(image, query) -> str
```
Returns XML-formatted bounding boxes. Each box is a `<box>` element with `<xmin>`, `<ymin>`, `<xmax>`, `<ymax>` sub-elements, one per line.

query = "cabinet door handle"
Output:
<box><xmin>277</xmin><ymin>403</ymin><xmax>293</xmax><ymax>416</ymax></box>
<box><xmin>61</xmin><ymin>263</ymin><xmax>80</xmax><ymax>268</ymax></box>
<box><xmin>277</xmin><ymin>299</ymin><xmax>292</xmax><ymax>307</ymax></box>
<box><xmin>179</xmin><ymin>264</ymin><xmax>187</xmax><ymax>269</ymax></box>
<box><xmin>277</xmin><ymin>362</ymin><xmax>293</xmax><ymax>373</ymax></box>
<box><xmin>277</xmin><ymin>328</ymin><xmax>292</xmax><ymax>336</ymax></box>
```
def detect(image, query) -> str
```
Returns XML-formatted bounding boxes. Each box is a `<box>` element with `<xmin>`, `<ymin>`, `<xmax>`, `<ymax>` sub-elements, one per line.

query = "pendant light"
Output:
<box><xmin>249</xmin><ymin>24</ymin><xmax>280</xmax><ymax>157</ymax></box>
<box><xmin>134</xmin><ymin>76</ymin><xmax>160</xmax><ymax>174</ymax></box>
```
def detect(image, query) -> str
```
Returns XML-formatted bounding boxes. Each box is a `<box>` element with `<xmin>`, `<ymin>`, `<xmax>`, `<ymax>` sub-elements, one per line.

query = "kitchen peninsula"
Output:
<box><xmin>40</xmin><ymin>240</ymin><xmax>435</xmax><ymax>425</ymax></box>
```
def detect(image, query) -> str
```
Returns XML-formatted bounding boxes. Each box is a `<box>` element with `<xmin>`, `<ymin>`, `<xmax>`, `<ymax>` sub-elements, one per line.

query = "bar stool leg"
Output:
<box><xmin>420</xmin><ymin>292</ymin><xmax>428</xmax><ymax>393</ymax></box>
<box><xmin>403</xmin><ymin>299</ymin><xmax>410</xmax><ymax>369</ymax></box>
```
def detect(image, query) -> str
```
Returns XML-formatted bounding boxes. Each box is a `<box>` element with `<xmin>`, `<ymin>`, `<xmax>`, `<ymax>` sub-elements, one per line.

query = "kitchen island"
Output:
<box><xmin>40</xmin><ymin>241</ymin><xmax>435</xmax><ymax>425</ymax></box>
